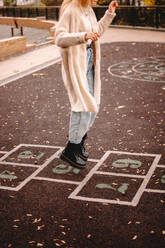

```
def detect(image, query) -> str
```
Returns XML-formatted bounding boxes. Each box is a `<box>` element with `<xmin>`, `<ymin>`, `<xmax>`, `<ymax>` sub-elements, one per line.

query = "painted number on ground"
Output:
<box><xmin>112</xmin><ymin>159</ymin><xmax>141</xmax><ymax>169</ymax></box>
<box><xmin>18</xmin><ymin>150</ymin><xmax>45</xmax><ymax>160</ymax></box>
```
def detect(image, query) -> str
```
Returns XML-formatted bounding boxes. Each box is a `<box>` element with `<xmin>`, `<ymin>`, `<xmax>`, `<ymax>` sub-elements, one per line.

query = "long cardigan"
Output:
<box><xmin>55</xmin><ymin>2</ymin><xmax>116</xmax><ymax>112</ymax></box>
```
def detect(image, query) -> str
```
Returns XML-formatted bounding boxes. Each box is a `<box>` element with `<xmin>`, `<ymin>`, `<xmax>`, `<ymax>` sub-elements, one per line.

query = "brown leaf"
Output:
<box><xmin>36</xmin><ymin>243</ymin><xmax>44</xmax><ymax>247</ymax></box>
<box><xmin>37</xmin><ymin>225</ymin><xmax>45</xmax><ymax>230</ymax></box>
<box><xmin>132</xmin><ymin>235</ymin><xmax>137</xmax><ymax>240</ymax></box>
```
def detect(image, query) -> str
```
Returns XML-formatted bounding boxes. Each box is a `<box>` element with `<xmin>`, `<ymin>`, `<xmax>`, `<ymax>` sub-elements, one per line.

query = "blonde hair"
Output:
<box><xmin>59</xmin><ymin>0</ymin><xmax>90</xmax><ymax>17</ymax></box>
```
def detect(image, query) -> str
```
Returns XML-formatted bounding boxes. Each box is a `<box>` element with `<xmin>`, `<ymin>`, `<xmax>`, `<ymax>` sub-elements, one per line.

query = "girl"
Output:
<box><xmin>55</xmin><ymin>0</ymin><xmax>118</xmax><ymax>169</ymax></box>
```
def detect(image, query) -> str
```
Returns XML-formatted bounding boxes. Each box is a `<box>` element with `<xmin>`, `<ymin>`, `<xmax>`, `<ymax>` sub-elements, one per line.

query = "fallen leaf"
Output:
<box><xmin>132</xmin><ymin>235</ymin><xmax>137</xmax><ymax>240</ymax></box>
<box><xmin>32</xmin><ymin>218</ymin><xmax>41</xmax><ymax>223</ymax></box>
<box><xmin>28</xmin><ymin>241</ymin><xmax>36</xmax><ymax>244</ymax></box>
<box><xmin>37</xmin><ymin>225</ymin><xmax>45</xmax><ymax>230</ymax></box>
<box><xmin>37</xmin><ymin>243</ymin><xmax>44</xmax><ymax>247</ymax></box>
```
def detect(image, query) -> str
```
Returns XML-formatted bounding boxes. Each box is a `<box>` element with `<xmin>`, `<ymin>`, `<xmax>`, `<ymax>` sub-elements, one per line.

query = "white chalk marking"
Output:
<box><xmin>0</xmin><ymin>161</ymin><xmax>40</xmax><ymax>168</ymax></box>
<box><xmin>14</xmin><ymin>148</ymin><xmax>63</xmax><ymax>191</ymax></box>
<box><xmin>20</xmin><ymin>144</ymin><xmax>63</xmax><ymax>149</ymax></box>
<box><xmin>95</xmin><ymin>171</ymin><xmax>145</xmax><ymax>179</ymax></box>
<box><xmin>34</xmin><ymin>176</ymin><xmax>79</xmax><ymax>185</ymax></box>
<box><xmin>145</xmin><ymin>189</ymin><xmax>165</xmax><ymax>193</ymax></box>
<box><xmin>156</xmin><ymin>165</ymin><xmax>165</xmax><ymax>168</ymax></box>
<box><xmin>70</xmin><ymin>195</ymin><xmax>133</xmax><ymax>206</ymax></box>
<box><xmin>131</xmin><ymin>154</ymin><xmax>161</xmax><ymax>206</ymax></box>
<box><xmin>0</xmin><ymin>144</ymin><xmax>22</xmax><ymax>162</ymax></box>
<box><xmin>69</xmin><ymin>151</ymin><xmax>110</xmax><ymax>200</ymax></box>
<box><xmin>0</xmin><ymin>185</ymin><xmax>18</xmax><ymax>191</ymax></box>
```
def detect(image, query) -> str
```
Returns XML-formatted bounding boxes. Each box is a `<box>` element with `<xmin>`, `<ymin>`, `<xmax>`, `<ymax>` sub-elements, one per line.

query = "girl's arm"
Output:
<box><xmin>55</xmin><ymin>10</ymin><xmax>86</xmax><ymax>48</ymax></box>
<box><xmin>97</xmin><ymin>1</ymin><xmax>118</xmax><ymax>36</ymax></box>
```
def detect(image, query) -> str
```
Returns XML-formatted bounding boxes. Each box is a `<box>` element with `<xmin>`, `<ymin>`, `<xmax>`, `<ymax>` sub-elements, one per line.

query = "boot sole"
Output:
<box><xmin>60</xmin><ymin>153</ymin><xmax>86</xmax><ymax>169</ymax></box>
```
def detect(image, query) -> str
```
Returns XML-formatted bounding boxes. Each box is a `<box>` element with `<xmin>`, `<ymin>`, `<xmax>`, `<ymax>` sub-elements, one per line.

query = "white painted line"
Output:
<box><xmin>145</xmin><ymin>189</ymin><xmax>165</xmax><ymax>193</ymax></box>
<box><xmin>0</xmin><ymin>161</ymin><xmax>40</xmax><ymax>168</ymax></box>
<box><xmin>69</xmin><ymin>151</ymin><xmax>110</xmax><ymax>199</ymax></box>
<box><xmin>95</xmin><ymin>171</ymin><xmax>145</xmax><ymax>179</ymax></box>
<box><xmin>20</xmin><ymin>144</ymin><xmax>63</xmax><ymax>149</ymax></box>
<box><xmin>88</xmin><ymin>158</ymin><xmax>100</xmax><ymax>163</ymax></box>
<box><xmin>14</xmin><ymin>148</ymin><xmax>63</xmax><ymax>191</ymax></box>
<box><xmin>0</xmin><ymin>57</ymin><xmax>61</xmax><ymax>87</ymax></box>
<box><xmin>34</xmin><ymin>176</ymin><xmax>79</xmax><ymax>185</ymax></box>
<box><xmin>69</xmin><ymin>195</ymin><xmax>133</xmax><ymax>206</ymax></box>
<box><xmin>106</xmin><ymin>150</ymin><xmax>160</xmax><ymax>157</ymax></box>
<box><xmin>0</xmin><ymin>144</ymin><xmax>22</xmax><ymax>162</ymax></box>
<box><xmin>131</xmin><ymin>154</ymin><xmax>161</xmax><ymax>206</ymax></box>
<box><xmin>156</xmin><ymin>165</ymin><xmax>165</xmax><ymax>168</ymax></box>
<box><xmin>0</xmin><ymin>185</ymin><xmax>18</xmax><ymax>191</ymax></box>
<box><xmin>0</xmin><ymin>144</ymin><xmax>62</xmax><ymax>167</ymax></box>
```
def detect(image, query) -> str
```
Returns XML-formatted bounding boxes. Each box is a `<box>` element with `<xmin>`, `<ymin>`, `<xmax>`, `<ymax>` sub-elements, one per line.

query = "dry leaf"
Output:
<box><xmin>37</xmin><ymin>225</ymin><xmax>45</xmax><ymax>230</ymax></box>
<box><xmin>87</xmin><ymin>234</ymin><xmax>91</xmax><ymax>238</ymax></box>
<box><xmin>132</xmin><ymin>235</ymin><xmax>137</xmax><ymax>240</ymax></box>
<box><xmin>37</xmin><ymin>243</ymin><xmax>43</xmax><ymax>247</ymax></box>
<box><xmin>33</xmin><ymin>218</ymin><xmax>41</xmax><ymax>223</ymax></box>
<box><xmin>13</xmin><ymin>219</ymin><xmax>20</xmax><ymax>222</ymax></box>
<box><xmin>13</xmin><ymin>225</ymin><xmax>18</xmax><ymax>228</ymax></box>
<box><xmin>55</xmin><ymin>243</ymin><xmax>60</xmax><ymax>247</ymax></box>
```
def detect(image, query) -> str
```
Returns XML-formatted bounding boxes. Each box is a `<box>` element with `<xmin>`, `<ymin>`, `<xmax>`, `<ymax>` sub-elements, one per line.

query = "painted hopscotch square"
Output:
<box><xmin>73</xmin><ymin>174</ymin><xmax>143</xmax><ymax>203</ymax></box>
<box><xmin>146</xmin><ymin>167</ymin><xmax>165</xmax><ymax>190</ymax></box>
<box><xmin>1</xmin><ymin>145</ymin><xmax>59</xmax><ymax>166</ymax></box>
<box><xmin>37</xmin><ymin>158</ymin><xmax>98</xmax><ymax>183</ymax></box>
<box><xmin>0</xmin><ymin>163</ymin><xmax>37</xmax><ymax>188</ymax></box>
<box><xmin>98</xmin><ymin>152</ymin><xmax>156</xmax><ymax>176</ymax></box>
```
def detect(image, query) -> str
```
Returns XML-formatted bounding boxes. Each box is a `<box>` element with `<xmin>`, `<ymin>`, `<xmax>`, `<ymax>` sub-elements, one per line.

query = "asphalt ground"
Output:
<box><xmin>0</xmin><ymin>42</ymin><xmax>165</xmax><ymax>248</ymax></box>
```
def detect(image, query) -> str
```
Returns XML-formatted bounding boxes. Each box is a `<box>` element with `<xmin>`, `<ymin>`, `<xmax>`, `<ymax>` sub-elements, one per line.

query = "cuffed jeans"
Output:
<box><xmin>69</xmin><ymin>47</ymin><xmax>98</xmax><ymax>144</ymax></box>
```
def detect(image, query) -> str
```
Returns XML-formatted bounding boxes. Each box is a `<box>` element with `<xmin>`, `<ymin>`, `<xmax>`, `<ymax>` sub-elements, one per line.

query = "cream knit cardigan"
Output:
<box><xmin>55</xmin><ymin>2</ymin><xmax>116</xmax><ymax>112</ymax></box>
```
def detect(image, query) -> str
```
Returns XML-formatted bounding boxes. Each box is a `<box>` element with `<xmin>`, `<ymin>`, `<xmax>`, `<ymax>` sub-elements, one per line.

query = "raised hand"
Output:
<box><xmin>109</xmin><ymin>0</ymin><xmax>118</xmax><ymax>13</ymax></box>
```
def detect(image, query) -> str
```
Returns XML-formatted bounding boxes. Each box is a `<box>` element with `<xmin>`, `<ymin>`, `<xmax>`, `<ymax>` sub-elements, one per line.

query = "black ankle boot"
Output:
<box><xmin>60</xmin><ymin>141</ymin><xmax>86</xmax><ymax>169</ymax></box>
<box><xmin>79</xmin><ymin>134</ymin><xmax>88</xmax><ymax>161</ymax></box>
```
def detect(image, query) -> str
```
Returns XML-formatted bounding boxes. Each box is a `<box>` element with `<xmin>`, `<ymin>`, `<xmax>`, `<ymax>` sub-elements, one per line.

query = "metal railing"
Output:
<box><xmin>0</xmin><ymin>5</ymin><xmax>165</xmax><ymax>29</ymax></box>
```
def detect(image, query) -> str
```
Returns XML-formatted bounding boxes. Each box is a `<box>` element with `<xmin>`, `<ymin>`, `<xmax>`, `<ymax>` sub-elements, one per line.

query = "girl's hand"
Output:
<box><xmin>109</xmin><ymin>0</ymin><xmax>118</xmax><ymax>13</ymax></box>
<box><xmin>85</xmin><ymin>32</ymin><xmax>100</xmax><ymax>42</ymax></box>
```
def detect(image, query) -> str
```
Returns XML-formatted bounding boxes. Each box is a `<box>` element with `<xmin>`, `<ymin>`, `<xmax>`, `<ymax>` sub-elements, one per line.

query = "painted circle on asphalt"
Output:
<box><xmin>108</xmin><ymin>56</ymin><xmax>165</xmax><ymax>83</ymax></box>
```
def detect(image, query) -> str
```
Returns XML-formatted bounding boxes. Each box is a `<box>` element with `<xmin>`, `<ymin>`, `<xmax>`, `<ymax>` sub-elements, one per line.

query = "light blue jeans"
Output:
<box><xmin>69</xmin><ymin>47</ymin><xmax>98</xmax><ymax>144</ymax></box>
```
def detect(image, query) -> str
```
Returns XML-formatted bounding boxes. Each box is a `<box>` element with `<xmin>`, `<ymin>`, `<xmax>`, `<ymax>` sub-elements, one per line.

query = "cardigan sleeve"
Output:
<box><xmin>55</xmin><ymin>10</ymin><xmax>86</xmax><ymax>48</ymax></box>
<box><xmin>97</xmin><ymin>10</ymin><xmax>116</xmax><ymax>36</ymax></box>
